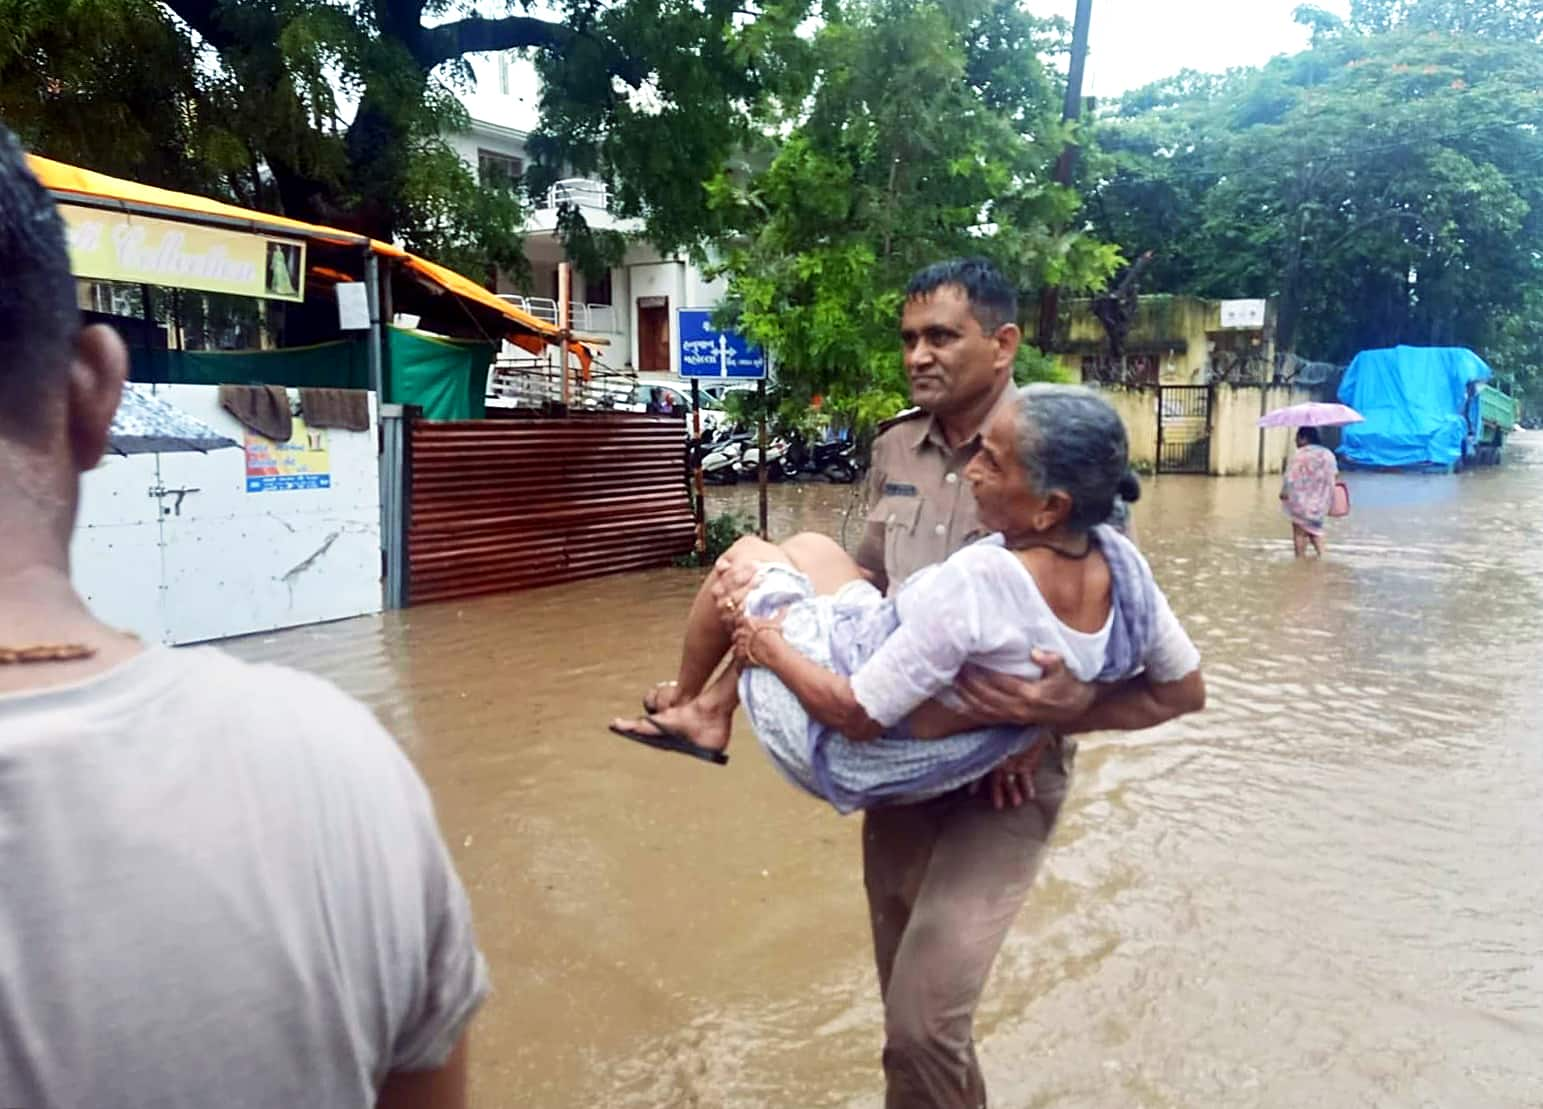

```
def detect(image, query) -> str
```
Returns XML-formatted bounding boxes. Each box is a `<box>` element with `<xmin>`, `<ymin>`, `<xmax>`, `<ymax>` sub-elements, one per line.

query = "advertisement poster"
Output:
<box><xmin>60</xmin><ymin>204</ymin><xmax>306</xmax><ymax>303</ymax></box>
<box><xmin>244</xmin><ymin>418</ymin><xmax>331</xmax><ymax>493</ymax></box>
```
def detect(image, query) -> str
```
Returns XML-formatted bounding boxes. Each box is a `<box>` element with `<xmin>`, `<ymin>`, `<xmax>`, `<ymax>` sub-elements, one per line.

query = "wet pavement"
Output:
<box><xmin>226</xmin><ymin>435</ymin><xmax>1543</xmax><ymax>1107</ymax></box>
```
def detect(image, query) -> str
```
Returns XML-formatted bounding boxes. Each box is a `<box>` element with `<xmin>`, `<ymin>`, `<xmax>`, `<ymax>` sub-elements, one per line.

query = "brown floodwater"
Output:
<box><xmin>225</xmin><ymin>435</ymin><xmax>1543</xmax><ymax>1107</ymax></box>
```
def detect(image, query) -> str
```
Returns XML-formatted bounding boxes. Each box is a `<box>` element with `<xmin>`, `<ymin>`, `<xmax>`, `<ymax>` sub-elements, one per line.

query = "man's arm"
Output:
<box><xmin>854</xmin><ymin>433</ymin><xmax>890</xmax><ymax>591</ymax></box>
<box><xmin>1061</xmin><ymin>670</ymin><xmax>1205</xmax><ymax>733</ymax></box>
<box><xmin>855</xmin><ymin>521</ymin><xmax>888</xmax><ymax>592</ymax></box>
<box><xmin>377</xmin><ymin>1036</ymin><xmax>469</xmax><ymax>1109</ymax></box>
<box><xmin>949</xmin><ymin>654</ymin><xmax>1205</xmax><ymax>734</ymax></box>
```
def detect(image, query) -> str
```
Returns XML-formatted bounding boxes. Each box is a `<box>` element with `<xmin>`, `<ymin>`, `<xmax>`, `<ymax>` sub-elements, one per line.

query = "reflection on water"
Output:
<box><xmin>226</xmin><ymin>437</ymin><xmax>1543</xmax><ymax>1107</ymax></box>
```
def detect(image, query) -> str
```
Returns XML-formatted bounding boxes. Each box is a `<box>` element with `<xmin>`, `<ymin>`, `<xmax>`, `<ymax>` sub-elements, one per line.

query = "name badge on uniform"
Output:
<box><xmin>882</xmin><ymin>482</ymin><xmax>918</xmax><ymax>497</ymax></box>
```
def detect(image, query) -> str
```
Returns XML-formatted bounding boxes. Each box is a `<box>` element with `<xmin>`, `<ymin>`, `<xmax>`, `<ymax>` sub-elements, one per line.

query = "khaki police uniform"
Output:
<box><xmin>856</xmin><ymin>388</ymin><xmax>1018</xmax><ymax>590</ymax></box>
<box><xmin>855</xmin><ymin>384</ymin><xmax>1075</xmax><ymax>1109</ymax></box>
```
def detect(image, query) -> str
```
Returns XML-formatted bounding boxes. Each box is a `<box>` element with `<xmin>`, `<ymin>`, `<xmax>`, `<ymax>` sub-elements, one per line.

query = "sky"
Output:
<box><xmin>453</xmin><ymin>0</ymin><xmax>1359</xmax><ymax>131</ymax></box>
<box><xmin>1025</xmin><ymin>0</ymin><xmax>1353</xmax><ymax>98</ymax></box>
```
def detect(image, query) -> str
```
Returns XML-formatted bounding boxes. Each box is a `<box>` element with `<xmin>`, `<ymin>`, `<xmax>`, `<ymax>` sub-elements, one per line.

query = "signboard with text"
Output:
<box><xmin>244</xmin><ymin>418</ymin><xmax>332</xmax><ymax>492</ymax></box>
<box><xmin>1219</xmin><ymin>298</ymin><xmax>1267</xmax><ymax>329</ymax></box>
<box><xmin>677</xmin><ymin>308</ymin><xmax>767</xmax><ymax>379</ymax></box>
<box><xmin>60</xmin><ymin>204</ymin><xmax>307</xmax><ymax>303</ymax></box>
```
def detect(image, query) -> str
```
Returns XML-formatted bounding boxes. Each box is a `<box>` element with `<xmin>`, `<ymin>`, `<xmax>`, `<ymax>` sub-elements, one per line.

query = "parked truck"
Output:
<box><xmin>1468</xmin><ymin>382</ymin><xmax>1518</xmax><ymax>466</ymax></box>
<box><xmin>1339</xmin><ymin>346</ymin><xmax>1514</xmax><ymax>472</ymax></box>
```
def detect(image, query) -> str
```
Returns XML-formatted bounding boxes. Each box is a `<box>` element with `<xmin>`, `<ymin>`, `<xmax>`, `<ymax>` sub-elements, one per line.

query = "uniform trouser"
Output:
<box><xmin>862</xmin><ymin>737</ymin><xmax>1074</xmax><ymax>1109</ymax></box>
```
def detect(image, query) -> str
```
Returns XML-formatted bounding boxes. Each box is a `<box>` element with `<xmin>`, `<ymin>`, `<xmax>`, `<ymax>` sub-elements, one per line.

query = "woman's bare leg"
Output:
<box><xmin>1292</xmin><ymin>525</ymin><xmax>1308</xmax><ymax>559</ymax></box>
<box><xmin>627</xmin><ymin>532</ymin><xmax>866</xmax><ymax>740</ymax></box>
<box><xmin>645</xmin><ymin>535</ymin><xmax>793</xmax><ymax>712</ymax></box>
<box><xmin>617</xmin><ymin>663</ymin><xmax>746</xmax><ymax>753</ymax></box>
<box><xmin>1308</xmin><ymin>531</ymin><xmax>1324</xmax><ymax>558</ymax></box>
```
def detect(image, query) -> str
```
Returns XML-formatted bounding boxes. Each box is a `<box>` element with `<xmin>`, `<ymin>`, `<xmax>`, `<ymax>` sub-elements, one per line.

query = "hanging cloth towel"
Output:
<box><xmin>299</xmin><ymin>388</ymin><xmax>371</xmax><ymax>432</ymax></box>
<box><xmin>218</xmin><ymin>385</ymin><xmax>293</xmax><ymax>442</ymax></box>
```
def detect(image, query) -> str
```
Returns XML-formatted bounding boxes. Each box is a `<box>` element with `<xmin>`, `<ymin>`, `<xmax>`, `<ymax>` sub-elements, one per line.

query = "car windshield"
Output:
<box><xmin>639</xmin><ymin>383</ymin><xmax>723</xmax><ymax>410</ymax></box>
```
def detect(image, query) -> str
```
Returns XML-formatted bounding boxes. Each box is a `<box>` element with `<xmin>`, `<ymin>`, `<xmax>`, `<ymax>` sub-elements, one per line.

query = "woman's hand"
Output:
<box><xmin>712</xmin><ymin>559</ymin><xmax>760</xmax><ymax>630</ymax></box>
<box><xmin>732</xmin><ymin>610</ymin><xmax>786</xmax><ymax>666</ymax></box>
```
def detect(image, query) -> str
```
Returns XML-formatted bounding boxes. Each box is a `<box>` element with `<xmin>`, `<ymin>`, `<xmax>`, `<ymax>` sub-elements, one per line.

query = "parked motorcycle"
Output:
<box><xmin>692</xmin><ymin>426</ymin><xmax>748</xmax><ymax>485</ymax></box>
<box><xmin>735</xmin><ymin>434</ymin><xmax>798</xmax><ymax>482</ymax></box>
<box><xmin>786</xmin><ymin>431</ymin><xmax>861</xmax><ymax>483</ymax></box>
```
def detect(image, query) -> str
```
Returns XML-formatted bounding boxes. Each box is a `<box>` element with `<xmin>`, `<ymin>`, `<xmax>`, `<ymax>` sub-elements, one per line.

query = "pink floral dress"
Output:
<box><xmin>1282</xmin><ymin>444</ymin><xmax>1338</xmax><ymax>536</ymax></box>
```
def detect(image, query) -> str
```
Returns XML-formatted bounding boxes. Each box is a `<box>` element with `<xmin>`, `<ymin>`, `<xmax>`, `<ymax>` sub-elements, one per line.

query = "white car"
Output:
<box><xmin>624</xmin><ymin>376</ymin><xmax>726</xmax><ymax>434</ymax></box>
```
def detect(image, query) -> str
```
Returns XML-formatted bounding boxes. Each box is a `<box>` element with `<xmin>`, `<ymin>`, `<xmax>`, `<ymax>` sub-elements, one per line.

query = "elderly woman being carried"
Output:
<box><xmin>608</xmin><ymin>384</ymin><xmax>1207</xmax><ymax>813</ymax></box>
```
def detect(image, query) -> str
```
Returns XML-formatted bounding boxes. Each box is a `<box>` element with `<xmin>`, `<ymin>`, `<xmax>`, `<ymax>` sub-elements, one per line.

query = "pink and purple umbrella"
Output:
<box><xmin>1256</xmin><ymin>402</ymin><xmax>1364</xmax><ymax>429</ymax></box>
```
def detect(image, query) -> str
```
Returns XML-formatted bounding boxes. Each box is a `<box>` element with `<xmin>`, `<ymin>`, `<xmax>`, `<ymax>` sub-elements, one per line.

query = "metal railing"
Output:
<box><xmin>544</xmin><ymin>178</ymin><xmax>610</xmax><ymax>211</ymax></box>
<box><xmin>497</xmin><ymin>294</ymin><xmax>620</xmax><ymax>334</ymax></box>
<box><xmin>486</xmin><ymin>352</ymin><xmax>639</xmax><ymax>413</ymax></box>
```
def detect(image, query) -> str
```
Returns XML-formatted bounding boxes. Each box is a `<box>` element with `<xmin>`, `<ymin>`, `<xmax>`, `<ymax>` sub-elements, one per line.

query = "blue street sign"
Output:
<box><xmin>677</xmin><ymin>307</ymin><xmax>767</xmax><ymax>379</ymax></box>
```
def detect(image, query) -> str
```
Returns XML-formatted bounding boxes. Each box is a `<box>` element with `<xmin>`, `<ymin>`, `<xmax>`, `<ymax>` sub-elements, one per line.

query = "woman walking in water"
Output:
<box><xmin>1281</xmin><ymin>426</ymin><xmax>1339</xmax><ymax>558</ymax></box>
<box><xmin>608</xmin><ymin>385</ymin><xmax>1205</xmax><ymax>812</ymax></box>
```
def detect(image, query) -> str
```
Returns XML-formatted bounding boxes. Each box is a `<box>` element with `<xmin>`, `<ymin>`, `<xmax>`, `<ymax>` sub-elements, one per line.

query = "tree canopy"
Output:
<box><xmin>706</xmin><ymin>0</ymin><xmax>1120</xmax><ymax>428</ymax></box>
<box><xmin>1086</xmin><ymin>0</ymin><xmax>1543</xmax><ymax>401</ymax></box>
<box><xmin>0</xmin><ymin>0</ymin><xmax>812</xmax><ymax>277</ymax></box>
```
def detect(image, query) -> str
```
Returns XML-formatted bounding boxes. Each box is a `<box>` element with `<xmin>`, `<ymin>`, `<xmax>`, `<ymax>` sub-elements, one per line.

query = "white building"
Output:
<box><xmin>449</xmin><ymin>54</ymin><xmax>728</xmax><ymax>382</ymax></box>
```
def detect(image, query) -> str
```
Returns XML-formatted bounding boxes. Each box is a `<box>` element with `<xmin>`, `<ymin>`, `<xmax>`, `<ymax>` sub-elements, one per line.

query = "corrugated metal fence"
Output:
<box><xmin>405</xmin><ymin>414</ymin><xmax>695</xmax><ymax>604</ymax></box>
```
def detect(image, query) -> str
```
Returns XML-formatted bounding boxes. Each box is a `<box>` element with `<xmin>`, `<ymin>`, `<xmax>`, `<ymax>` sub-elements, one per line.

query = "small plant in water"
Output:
<box><xmin>675</xmin><ymin>511</ymin><xmax>754</xmax><ymax>567</ymax></box>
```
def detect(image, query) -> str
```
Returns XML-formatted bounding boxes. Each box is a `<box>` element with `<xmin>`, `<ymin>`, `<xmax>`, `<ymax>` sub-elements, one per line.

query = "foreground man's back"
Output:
<box><xmin>0</xmin><ymin>127</ymin><xmax>487</xmax><ymax>1108</ymax></box>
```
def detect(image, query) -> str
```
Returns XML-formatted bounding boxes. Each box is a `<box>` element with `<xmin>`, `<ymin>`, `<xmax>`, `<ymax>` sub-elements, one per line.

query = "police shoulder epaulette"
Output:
<box><xmin>875</xmin><ymin>407</ymin><xmax>927</xmax><ymax>435</ymax></box>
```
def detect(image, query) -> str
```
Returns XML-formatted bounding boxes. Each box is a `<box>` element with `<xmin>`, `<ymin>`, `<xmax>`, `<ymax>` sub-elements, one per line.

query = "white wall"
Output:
<box><xmin>458</xmin><ymin>53</ymin><xmax>543</xmax><ymax>135</ymax></box>
<box><xmin>74</xmin><ymin>385</ymin><xmax>382</xmax><ymax>645</ymax></box>
<box><xmin>628</xmin><ymin>261</ymin><xmax>688</xmax><ymax>374</ymax></box>
<box><xmin>686</xmin><ymin>267</ymin><xmax>728</xmax><ymax>309</ymax></box>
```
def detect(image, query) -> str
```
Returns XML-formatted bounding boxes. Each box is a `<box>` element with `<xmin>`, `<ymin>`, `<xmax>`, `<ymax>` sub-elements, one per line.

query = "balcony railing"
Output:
<box><xmin>544</xmin><ymin>178</ymin><xmax>610</xmax><ymax>211</ymax></box>
<box><xmin>486</xmin><ymin>353</ymin><xmax>638</xmax><ymax>413</ymax></box>
<box><xmin>499</xmin><ymin>294</ymin><xmax>619</xmax><ymax>335</ymax></box>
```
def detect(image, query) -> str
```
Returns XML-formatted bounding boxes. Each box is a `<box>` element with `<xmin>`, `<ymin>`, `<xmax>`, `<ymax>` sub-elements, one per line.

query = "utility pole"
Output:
<box><xmin>1035</xmin><ymin>0</ymin><xmax>1093</xmax><ymax>354</ymax></box>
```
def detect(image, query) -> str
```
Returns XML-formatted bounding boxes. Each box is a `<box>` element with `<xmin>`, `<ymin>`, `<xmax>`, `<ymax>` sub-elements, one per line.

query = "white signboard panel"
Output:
<box><xmin>73</xmin><ymin>384</ymin><xmax>382</xmax><ymax>646</ymax></box>
<box><xmin>1219</xmin><ymin>299</ymin><xmax>1267</xmax><ymax>329</ymax></box>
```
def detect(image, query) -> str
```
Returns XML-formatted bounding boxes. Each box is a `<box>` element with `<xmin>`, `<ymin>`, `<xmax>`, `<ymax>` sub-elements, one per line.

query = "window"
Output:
<box><xmin>478</xmin><ymin>149</ymin><xmax>523</xmax><ymax>192</ymax></box>
<box><xmin>586</xmin><ymin>269</ymin><xmax>613</xmax><ymax>306</ymax></box>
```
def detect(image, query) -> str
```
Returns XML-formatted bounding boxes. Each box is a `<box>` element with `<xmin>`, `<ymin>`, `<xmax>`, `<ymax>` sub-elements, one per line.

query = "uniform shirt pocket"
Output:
<box><xmin>867</xmin><ymin>496</ymin><xmax>923</xmax><ymax>582</ymax></box>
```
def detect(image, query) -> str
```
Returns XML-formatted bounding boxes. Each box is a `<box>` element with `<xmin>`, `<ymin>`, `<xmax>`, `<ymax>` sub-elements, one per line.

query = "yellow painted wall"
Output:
<box><xmin>1089</xmin><ymin>385</ymin><xmax>1159</xmax><ymax>473</ymax></box>
<box><xmin>1054</xmin><ymin>295</ymin><xmax>1218</xmax><ymax>384</ymax></box>
<box><xmin>1211</xmin><ymin>384</ymin><xmax>1322</xmax><ymax>476</ymax></box>
<box><xmin>1055</xmin><ymin>295</ymin><xmax>1275</xmax><ymax>386</ymax></box>
<box><xmin>1257</xmin><ymin>386</ymin><xmax>1319</xmax><ymax>475</ymax></box>
<box><xmin>1092</xmin><ymin>383</ymin><xmax>1320</xmax><ymax>477</ymax></box>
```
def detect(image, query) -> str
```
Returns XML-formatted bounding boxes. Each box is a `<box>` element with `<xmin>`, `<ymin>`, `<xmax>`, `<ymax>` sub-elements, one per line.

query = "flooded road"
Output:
<box><xmin>227</xmin><ymin>436</ymin><xmax>1543</xmax><ymax>1107</ymax></box>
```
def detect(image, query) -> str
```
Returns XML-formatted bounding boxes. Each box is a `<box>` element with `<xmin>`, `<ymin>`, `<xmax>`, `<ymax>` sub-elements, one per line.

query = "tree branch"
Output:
<box><xmin>418</xmin><ymin>15</ymin><xmax>647</xmax><ymax>87</ymax></box>
<box><xmin>162</xmin><ymin>0</ymin><xmax>276</xmax><ymax>57</ymax></box>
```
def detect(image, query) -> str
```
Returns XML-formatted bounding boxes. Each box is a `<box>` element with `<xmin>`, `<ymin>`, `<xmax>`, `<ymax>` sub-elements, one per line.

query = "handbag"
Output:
<box><xmin>1329</xmin><ymin>481</ymin><xmax>1351</xmax><ymax>518</ymax></box>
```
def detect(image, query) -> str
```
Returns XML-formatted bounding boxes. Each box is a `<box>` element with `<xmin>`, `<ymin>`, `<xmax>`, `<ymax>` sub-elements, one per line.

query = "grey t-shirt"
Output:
<box><xmin>0</xmin><ymin>646</ymin><xmax>489</xmax><ymax>1109</ymax></box>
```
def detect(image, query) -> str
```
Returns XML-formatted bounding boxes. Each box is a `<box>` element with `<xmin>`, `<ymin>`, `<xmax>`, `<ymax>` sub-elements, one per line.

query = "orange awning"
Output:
<box><xmin>30</xmin><ymin>154</ymin><xmax>369</xmax><ymax>246</ymax></box>
<box><xmin>29</xmin><ymin>153</ymin><xmax>591</xmax><ymax>371</ymax></box>
<box><xmin>372</xmin><ymin>240</ymin><xmax>591</xmax><ymax>372</ymax></box>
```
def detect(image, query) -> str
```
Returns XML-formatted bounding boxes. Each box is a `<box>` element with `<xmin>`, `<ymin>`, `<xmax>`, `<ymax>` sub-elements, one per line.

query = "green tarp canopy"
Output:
<box><xmin>386</xmin><ymin>327</ymin><xmax>492</xmax><ymax>421</ymax></box>
<box><xmin>131</xmin><ymin>340</ymin><xmax>371</xmax><ymax>390</ymax></box>
<box><xmin>127</xmin><ymin>327</ymin><xmax>495</xmax><ymax>420</ymax></box>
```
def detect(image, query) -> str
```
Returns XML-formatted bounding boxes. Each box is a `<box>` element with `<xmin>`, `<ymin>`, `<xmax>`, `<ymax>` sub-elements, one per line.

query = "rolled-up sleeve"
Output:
<box><xmin>388</xmin><ymin>791</ymin><xmax>491</xmax><ymax>1072</ymax></box>
<box><xmin>1143</xmin><ymin>587</ymin><xmax>1201</xmax><ymax>684</ymax></box>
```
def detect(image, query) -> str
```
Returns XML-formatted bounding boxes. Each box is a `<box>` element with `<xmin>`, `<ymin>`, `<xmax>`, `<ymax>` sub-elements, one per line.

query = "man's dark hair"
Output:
<box><xmin>0</xmin><ymin>124</ymin><xmax>79</xmax><ymax>436</ymax></box>
<box><xmin>905</xmin><ymin>257</ymin><xmax>1019</xmax><ymax>333</ymax></box>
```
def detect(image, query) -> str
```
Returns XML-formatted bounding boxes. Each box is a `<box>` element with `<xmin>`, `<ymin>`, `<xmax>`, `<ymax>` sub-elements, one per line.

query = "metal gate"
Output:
<box><xmin>1157</xmin><ymin>386</ymin><xmax>1213</xmax><ymax>474</ymax></box>
<box><xmin>405</xmin><ymin>414</ymin><xmax>695</xmax><ymax>605</ymax></box>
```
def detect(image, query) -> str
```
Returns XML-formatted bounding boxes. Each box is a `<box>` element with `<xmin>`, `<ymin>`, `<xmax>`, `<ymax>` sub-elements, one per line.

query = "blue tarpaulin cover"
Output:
<box><xmin>1337</xmin><ymin>346</ymin><xmax>1492</xmax><ymax>470</ymax></box>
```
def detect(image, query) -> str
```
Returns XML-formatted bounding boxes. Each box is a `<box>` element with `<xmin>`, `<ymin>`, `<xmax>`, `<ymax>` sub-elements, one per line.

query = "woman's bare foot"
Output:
<box><xmin>610</xmin><ymin>695</ymin><xmax>734</xmax><ymax>753</ymax></box>
<box><xmin>642</xmin><ymin>679</ymin><xmax>685</xmax><ymax>714</ymax></box>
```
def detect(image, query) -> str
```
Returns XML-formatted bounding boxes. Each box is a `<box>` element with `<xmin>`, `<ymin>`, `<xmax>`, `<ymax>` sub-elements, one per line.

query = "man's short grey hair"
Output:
<box><xmin>1013</xmin><ymin>384</ymin><xmax>1139</xmax><ymax>532</ymax></box>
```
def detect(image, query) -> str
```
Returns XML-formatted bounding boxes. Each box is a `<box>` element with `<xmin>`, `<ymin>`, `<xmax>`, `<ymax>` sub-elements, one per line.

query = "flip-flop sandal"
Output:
<box><xmin>609</xmin><ymin>715</ymin><xmax>729</xmax><ymax>766</ymax></box>
<box><xmin>642</xmin><ymin>681</ymin><xmax>679</xmax><ymax>714</ymax></box>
